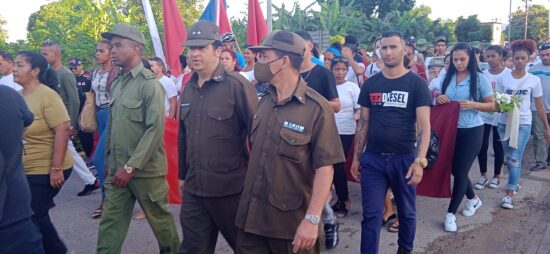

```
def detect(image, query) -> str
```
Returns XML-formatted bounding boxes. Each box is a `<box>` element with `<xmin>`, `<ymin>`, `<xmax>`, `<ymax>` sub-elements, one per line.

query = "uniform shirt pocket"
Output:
<box><xmin>207</xmin><ymin>107</ymin><xmax>234</xmax><ymax>139</ymax></box>
<box><xmin>277</xmin><ymin>128</ymin><xmax>311</xmax><ymax>163</ymax></box>
<box><xmin>268</xmin><ymin>192</ymin><xmax>303</xmax><ymax>211</ymax></box>
<box><xmin>122</xmin><ymin>100</ymin><xmax>143</xmax><ymax>122</ymax></box>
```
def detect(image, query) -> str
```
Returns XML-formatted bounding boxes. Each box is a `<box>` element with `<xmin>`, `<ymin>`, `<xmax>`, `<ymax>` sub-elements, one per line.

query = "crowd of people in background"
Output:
<box><xmin>2</xmin><ymin>18</ymin><xmax>550</xmax><ymax>254</ymax></box>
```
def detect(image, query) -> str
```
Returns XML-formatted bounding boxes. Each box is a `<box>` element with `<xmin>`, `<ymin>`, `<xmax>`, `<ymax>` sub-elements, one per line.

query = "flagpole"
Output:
<box><xmin>215</xmin><ymin>0</ymin><xmax>220</xmax><ymax>27</ymax></box>
<box><xmin>267</xmin><ymin>0</ymin><xmax>272</xmax><ymax>32</ymax></box>
<box><xmin>141</xmin><ymin>0</ymin><xmax>166</xmax><ymax>63</ymax></box>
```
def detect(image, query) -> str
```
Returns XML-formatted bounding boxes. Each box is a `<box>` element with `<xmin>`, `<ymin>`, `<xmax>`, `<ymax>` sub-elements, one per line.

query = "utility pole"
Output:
<box><xmin>267</xmin><ymin>0</ymin><xmax>272</xmax><ymax>32</ymax></box>
<box><xmin>508</xmin><ymin>0</ymin><xmax>516</xmax><ymax>43</ymax></box>
<box><xmin>523</xmin><ymin>0</ymin><xmax>531</xmax><ymax>39</ymax></box>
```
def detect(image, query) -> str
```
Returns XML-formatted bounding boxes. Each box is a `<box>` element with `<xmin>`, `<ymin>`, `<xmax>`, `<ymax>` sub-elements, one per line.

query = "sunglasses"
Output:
<box><xmin>43</xmin><ymin>39</ymin><xmax>58</xmax><ymax>46</ymax></box>
<box><xmin>539</xmin><ymin>43</ymin><xmax>550</xmax><ymax>51</ymax></box>
<box><xmin>331</xmin><ymin>56</ymin><xmax>348</xmax><ymax>63</ymax></box>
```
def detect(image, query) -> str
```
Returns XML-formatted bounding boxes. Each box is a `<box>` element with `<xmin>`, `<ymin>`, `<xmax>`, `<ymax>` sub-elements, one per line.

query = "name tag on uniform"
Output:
<box><xmin>283</xmin><ymin>121</ymin><xmax>305</xmax><ymax>133</ymax></box>
<box><xmin>181</xmin><ymin>103</ymin><xmax>190</xmax><ymax>107</ymax></box>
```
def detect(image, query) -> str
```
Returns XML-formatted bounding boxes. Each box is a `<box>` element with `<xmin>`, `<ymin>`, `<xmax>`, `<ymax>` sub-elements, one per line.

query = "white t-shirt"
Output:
<box><xmin>365</xmin><ymin>63</ymin><xmax>382</xmax><ymax>78</ymax></box>
<box><xmin>0</xmin><ymin>73</ymin><xmax>22</xmax><ymax>91</ymax></box>
<box><xmin>159</xmin><ymin>75</ymin><xmax>178</xmax><ymax>117</ymax></box>
<box><xmin>497</xmin><ymin>71</ymin><xmax>543</xmax><ymax>125</ymax></box>
<box><xmin>346</xmin><ymin>63</ymin><xmax>365</xmax><ymax>85</ymax></box>
<box><xmin>480</xmin><ymin>68</ymin><xmax>511</xmax><ymax>126</ymax></box>
<box><xmin>239</xmin><ymin>70</ymin><xmax>255</xmax><ymax>82</ymax></box>
<box><xmin>335</xmin><ymin>81</ymin><xmax>361</xmax><ymax>135</ymax></box>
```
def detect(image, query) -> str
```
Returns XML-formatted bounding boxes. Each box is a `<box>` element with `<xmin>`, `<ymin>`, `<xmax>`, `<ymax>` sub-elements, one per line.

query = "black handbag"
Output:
<box><xmin>426</xmin><ymin>129</ymin><xmax>440</xmax><ymax>169</ymax></box>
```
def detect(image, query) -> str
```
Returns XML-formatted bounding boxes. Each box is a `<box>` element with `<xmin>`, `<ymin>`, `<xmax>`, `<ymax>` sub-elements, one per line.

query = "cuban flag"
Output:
<box><xmin>200</xmin><ymin>0</ymin><xmax>232</xmax><ymax>34</ymax></box>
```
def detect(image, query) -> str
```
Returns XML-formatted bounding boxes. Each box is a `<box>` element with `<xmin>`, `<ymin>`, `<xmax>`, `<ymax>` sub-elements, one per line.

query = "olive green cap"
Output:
<box><xmin>102</xmin><ymin>23</ymin><xmax>145</xmax><ymax>45</ymax></box>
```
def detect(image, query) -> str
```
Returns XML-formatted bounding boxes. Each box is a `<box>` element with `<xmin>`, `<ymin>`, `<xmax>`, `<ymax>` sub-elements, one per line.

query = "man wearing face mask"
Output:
<box><xmin>178</xmin><ymin>21</ymin><xmax>258</xmax><ymax>253</ymax></box>
<box><xmin>235</xmin><ymin>30</ymin><xmax>346</xmax><ymax>254</ymax></box>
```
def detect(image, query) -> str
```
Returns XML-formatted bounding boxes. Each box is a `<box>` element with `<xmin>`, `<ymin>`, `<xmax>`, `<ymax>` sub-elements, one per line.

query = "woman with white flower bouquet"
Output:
<box><xmin>496</xmin><ymin>39</ymin><xmax>550</xmax><ymax>209</ymax></box>
<box><xmin>436</xmin><ymin>43</ymin><xmax>495</xmax><ymax>232</ymax></box>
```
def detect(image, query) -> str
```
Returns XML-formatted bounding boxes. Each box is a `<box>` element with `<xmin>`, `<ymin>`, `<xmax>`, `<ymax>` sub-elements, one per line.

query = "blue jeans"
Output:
<box><xmin>0</xmin><ymin>217</ymin><xmax>44</xmax><ymax>254</ymax></box>
<box><xmin>360</xmin><ymin>151</ymin><xmax>416</xmax><ymax>254</ymax></box>
<box><xmin>497</xmin><ymin>124</ymin><xmax>531</xmax><ymax>191</ymax></box>
<box><xmin>92</xmin><ymin>108</ymin><xmax>109</xmax><ymax>196</ymax></box>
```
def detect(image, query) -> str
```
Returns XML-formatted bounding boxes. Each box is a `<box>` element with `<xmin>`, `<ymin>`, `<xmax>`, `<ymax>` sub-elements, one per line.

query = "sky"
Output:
<box><xmin>2</xmin><ymin>0</ymin><xmax>550</xmax><ymax>42</ymax></box>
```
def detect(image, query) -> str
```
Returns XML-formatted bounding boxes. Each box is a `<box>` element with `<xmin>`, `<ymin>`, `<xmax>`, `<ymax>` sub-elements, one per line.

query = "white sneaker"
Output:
<box><xmin>502</xmin><ymin>196</ymin><xmax>514</xmax><ymax>209</ymax></box>
<box><xmin>474</xmin><ymin>176</ymin><xmax>488</xmax><ymax>190</ymax></box>
<box><xmin>462</xmin><ymin>197</ymin><xmax>482</xmax><ymax>217</ymax></box>
<box><xmin>444</xmin><ymin>213</ymin><xmax>457</xmax><ymax>232</ymax></box>
<box><xmin>488</xmin><ymin>178</ymin><xmax>500</xmax><ymax>189</ymax></box>
<box><xmin>513</xmin><ymin>184</ymin><xmax>522</xmax><ymax>195</ymax></box>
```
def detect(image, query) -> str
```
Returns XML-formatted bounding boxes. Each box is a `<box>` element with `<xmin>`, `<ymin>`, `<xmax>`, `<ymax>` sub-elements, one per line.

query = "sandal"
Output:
<box><xmin>132</xmin><ymin>210</ymin><xmax>146</xmax><ymax>220</ymax></box>
<box><xmin>388</xmin><ymin>222</ymin><xmax>399</xmax><ymax>233</ymax></box>
<box><xmin>91</xmin><ymin>206</ymin><xmax>103</xmax><ymax>219</ymax></box>
<box><xmin>382</xmin><ymin>213</ymin><xmax>396</xmax><ymax>226</ymax></box>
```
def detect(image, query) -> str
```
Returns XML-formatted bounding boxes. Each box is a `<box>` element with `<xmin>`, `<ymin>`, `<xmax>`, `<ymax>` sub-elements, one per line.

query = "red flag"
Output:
<box><xmin>247</xmin><ymin>0</ymin><xmax>269</xmax><ymax>46</ymax></box>
<box><xmin>218</xmin><ymin>0</ymin><xmax>232</xmax><ymax>34</ymax></box>
<box><xmin>162</xmin><ymin>0</ymin><xmax>187</xmax><ymax>77</ymax></box>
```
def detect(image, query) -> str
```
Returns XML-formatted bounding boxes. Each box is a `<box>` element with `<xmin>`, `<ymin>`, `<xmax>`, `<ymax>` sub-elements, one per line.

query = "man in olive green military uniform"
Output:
<box><xmin>235</xmin><ymin>31</ymin><xmax>345</xmax><ymax>254</ymax></box>
<box><xmin>96</xmin><ymin>23</ymin><xmax>179</xmax><ymax>254</ymax></box>
<box><xmin>177</xmin><ymin>21</ymin><xmax>258</xmax><ymax>253</ymax></box>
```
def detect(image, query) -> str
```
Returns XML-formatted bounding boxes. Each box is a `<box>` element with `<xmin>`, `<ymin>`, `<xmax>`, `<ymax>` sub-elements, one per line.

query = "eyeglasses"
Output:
<box><xmin>539</xmin><ymin>43</ymin><xmax>550</xmax><ymax>51</ymax></box>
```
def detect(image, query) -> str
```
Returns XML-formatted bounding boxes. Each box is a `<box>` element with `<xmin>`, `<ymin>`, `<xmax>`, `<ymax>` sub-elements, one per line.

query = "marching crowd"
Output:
<box><xmin>1</xmin><ymin>18</ymin><xmax>550</xmax><ymax>254</ymax></box>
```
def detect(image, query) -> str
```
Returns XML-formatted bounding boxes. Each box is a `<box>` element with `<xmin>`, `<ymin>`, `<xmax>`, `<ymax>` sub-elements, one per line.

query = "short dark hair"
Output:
<box><xmin>381</xmin><ymin>31</ymin><xmax>405</xmax><ymax>41</ymax></box>
<box><xmin>98</xmin><ymin>39</ymin><xmax>113</xmax><ymax>50</ymax></box>
<box><xmin>273</xmin><ymin>49</ymin><xmax>303</xmax><ymax>70</ymax></box>
<box><xmin>345</xmin><ymin>35</ymin><xmax>359</xmax><ymax>46</ymax></box>
<box><xmin>212</xmin><ymin>40</ymin><xmax>223</xmax><ymax>49</ymax></box>
<box><xmin>148</xmin><ymin>56</ymin><xmax>166</xmax><ymax>74</ymax></box>
<box><xmin>486</xmin><ymin>45</ymin><xmax>504</xmax><ymax>57</ymax></box>
<box><xmin>0</xmin><ymin>50</ymin><xmax>13</xmax><ymax>63</ymax></box>
<box><xmin>294</xmin><ymin>30</ymin><xmax>312</xmax><ymax>42</ymax></box>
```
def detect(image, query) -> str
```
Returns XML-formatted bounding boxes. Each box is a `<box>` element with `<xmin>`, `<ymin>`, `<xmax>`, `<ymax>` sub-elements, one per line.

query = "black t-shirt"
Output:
<box><xmin>0</xmin><ymin>86</ymin><xmax>34</xmax><ymax>227</ymax></box>
<box><xmin>358</xmin><ymin>71</ymin><xmax>431</xmax><ymax>154</ymax></box>
<box><xmin>76</xmin><ymin>73</ymin><xmax>92</xmax><ymax>111</ymax></box>
<box><xmin>300</xmin><ymin>64</ymin><xmax>338</xmax><ymax>101</ymax></box>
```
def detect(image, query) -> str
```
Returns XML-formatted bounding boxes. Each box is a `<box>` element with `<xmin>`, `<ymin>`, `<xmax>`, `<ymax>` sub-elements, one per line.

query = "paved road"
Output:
<box><xmin>50</xmin><ymin>140</ymin><xmax>550</xmax><ymax>254</ymax></box>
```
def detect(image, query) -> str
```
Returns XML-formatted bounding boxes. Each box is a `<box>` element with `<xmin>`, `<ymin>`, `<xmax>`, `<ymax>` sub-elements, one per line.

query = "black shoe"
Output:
<box><xmin>324</xmin><ymin>222</ymin><xmax>339</xmax><ymax>249</ymax></box>
<box><xmin>331</xmin><ymin>200</ymin><xmax>349</xmax><ymax>218</ymax></box>
<box><xmin>77</xmin><ymin>180</ymin><xmax>100</xmax><ymax>196</ymax></box>
<box><xmin>397</xmin><ymin>246</ymin><xmax>411</xmax><ymax>254</ymax></box>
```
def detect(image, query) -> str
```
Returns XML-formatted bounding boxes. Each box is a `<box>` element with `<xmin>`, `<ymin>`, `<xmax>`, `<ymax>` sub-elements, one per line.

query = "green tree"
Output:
<box><xmin>455</xmin><ymin>15</ymin><xmax>492</xmax><ymax>42</ymax></box>
<box><xmin>318</xmin><ymin>0</ymin><xmax>363</xmax><ymax>35</ymax></box>
<box><xmin>272</xmin><ymin>2</ymin><xmax>320</xmax><ymax>31</ymax></box>
<box><xmin>504</xmin><ymin>4</ymin><xmax>549</xmax><ymax>42</ymax></box>
<box><xmin>26</xmin><ymin>0</ymin><xmax>201</xmax><ymax>68</ymax></box>
<box><xmin>0</xmin><ymin>15</ymin><xmax>7</xmax><ymax>43</ymax></box>
<box><xmin>317</xmin><ymin>0</ymin><xmax>415</xmax><ymax>19</ymax></box>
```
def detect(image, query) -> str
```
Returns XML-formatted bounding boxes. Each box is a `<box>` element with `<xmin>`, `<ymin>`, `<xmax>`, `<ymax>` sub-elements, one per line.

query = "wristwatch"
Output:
<box><xmin>304</xmin><ymin>214</ymin><xmax>320</xmax><ymax>225</ymax></box>
<box><xmin>124</xmin><ymin>164</ymin><xmax>135</xmax><ymax>174</ymax></box>
<box><xmin>414</xmin><ymin>158</ymin><xmax>428</xmax><ymax>168</ymax></box>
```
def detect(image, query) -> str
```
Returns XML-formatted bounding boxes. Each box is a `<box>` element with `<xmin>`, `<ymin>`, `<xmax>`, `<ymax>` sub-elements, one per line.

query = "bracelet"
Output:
<box><xmin>51</xmin><ymin>167</ymin><xmax>62</xmax><ymax>172</ymax></box>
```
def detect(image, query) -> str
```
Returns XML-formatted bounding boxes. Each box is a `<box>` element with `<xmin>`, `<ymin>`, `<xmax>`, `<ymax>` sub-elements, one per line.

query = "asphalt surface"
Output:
<box><xmin>50</xmin><ymin>138</ymin><xmax>550</xmax><ymax>254</ymax></box>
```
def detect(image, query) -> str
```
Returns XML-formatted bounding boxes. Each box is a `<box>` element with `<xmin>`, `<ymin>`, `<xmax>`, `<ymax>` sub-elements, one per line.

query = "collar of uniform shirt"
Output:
<box><xmin>118</xmin><ymin>61</ymin><xmax>144</xmax><ymax>78</ymax></box>
<box><xmin>190</xmin><ymin>63</ymin><xmax>226</xmax><ymax>88</ymax></box>
<box><xmin>267</xmin><ymin>77</ymin><xmax>307</xmax><ymax>105</ymax></box>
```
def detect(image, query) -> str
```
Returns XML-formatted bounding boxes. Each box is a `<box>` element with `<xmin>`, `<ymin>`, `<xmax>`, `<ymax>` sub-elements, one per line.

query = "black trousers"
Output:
<box><xmin>333</xmin><ymin>135</ymin><xmax>353</xmax><ymax>202</ymax></box>
<box><xmin>179</xmin><ymin>191</ymin><xmax>240</xmax><ymax>254</ymax></box>
<box><xmin>477</xmin><ymin>124</ymin><xmax>504</xmax><ymax>176</ymax></box>
<box><xmin>236</xmin><ymin>228</ymin><xmax>319</xmax><ymax>254</ymax></box>
<box><xmin>77</xmin><ymin>129</ymin><xmax>94</xmax><ymax>158</ymax></box>
<box><xmin>448</xmin><ymin>127</ymin><xmax>483</xmax><ymax>214</ymax></box>
<box><xmin>26</xmin><ymin>169</ymin><xmax>72</xmax><ymax>254</ymax></box>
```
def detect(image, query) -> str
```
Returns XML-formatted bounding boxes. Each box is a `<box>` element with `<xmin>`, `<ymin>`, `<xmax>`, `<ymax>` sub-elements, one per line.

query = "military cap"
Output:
<box><xmin>102</xmin><ymin>23</ymin><xmax>145</xmax><ymax>45</ymax></box>
<box><xmin>182</xmin><ymin>21</ymin><xmax>220</xmax><ymax>47</ymax></box>
<box><xmin>248</xmin><ymin>30</ymin><xmax>306</xmax><ymax>56</ymax></box>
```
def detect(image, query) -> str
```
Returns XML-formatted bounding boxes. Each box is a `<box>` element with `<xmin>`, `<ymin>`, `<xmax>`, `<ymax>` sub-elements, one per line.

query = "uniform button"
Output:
<box><xmin>217</xmin><ymin>117</ymin><xmax>222</xmax><ymax>120</ymax></box>
<box><xmin>196</xmin><ymin>113</ymin><xmax>200</xmax><ymax>117</ymax></box>
<box><xmin>273</xmin><ymin>108</ymin><xmax>278</xmax><ymax>112</ymax></box>
<box><xmin>282</xmin><ymin>204</ymin><xmax>287</xmax><ymax>209</ymax></box>
<box><xmin>257</xmin><ymin>175</ymin><xmax>262</xmax><ymax>180</ymax></box>
<box><xmin>194</xmin><ymin>130</ymin><xmax>199</xmax><ymax>134</ymax></box>
<box><xmin>262</xmin><ymin>152</ymin><xmax>267</xmax><ymax>156</ymax></box>
<box><xmin>267</xmin><ymin>130</ymin><xmax>271</xmax><ymax>134</ymax></box>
